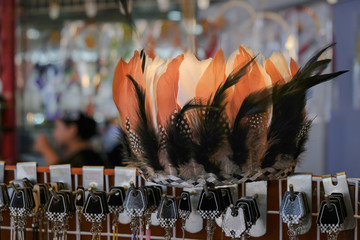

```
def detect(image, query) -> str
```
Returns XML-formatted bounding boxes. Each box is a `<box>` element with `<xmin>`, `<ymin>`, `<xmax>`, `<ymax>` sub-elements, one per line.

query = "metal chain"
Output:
<box><xmin>130</xmin><ymin>217</ymin><xmax>139</xmax><ymax>236</ymax></box>
<box><xmin>181</xmin><ymin>218</ymin><xmax>186</xmax><ymax>240</ymax></box>
<box><xmin>112</xmin><ymin>211</ymin><xmax>120</xmax><ymax>228</ymax></box>
<box><xmin>53</xmin><ymin>221</ymin><xmax>63</xmax><ymax>239</ymax></box>
<box><xmin>62</xmin><ymin>217</ymin><xmax>70</xmax><ymax>239</ymax></box>
<box><xmin>327</xmin><ymin>230</ymin><xmax>339</xmax><ymax>240</ymax></box>
<box><xmin>287</xmin><ymin>222</ymin><xmax>302</xmax><ymax>240</ymax></box>
<box><xmin>206</xmin><ymin>219</ymin><xmax>216</xmax><ymax>240</ymax></box>
<box><xmin>231</xmin><ymin>230</ymin><xmax>237</xmax><ymax>240</ymax></box>
<box><xmin>11</xmin><ymin>214</ymin><xmax>27</xmax><ymax>240</ymax></box>
<box><xmin>91</xmin><ymin>221</ymin><xmax>103</xmax><ymax>240</ymax></box>
<box><xmin>76</xmin><ymin>206</ymin><xmax>83</xmax><ymax>228</ymax></box>
<box><xmin>164</xmin><ymin>226</ymin><xmax>172</xmax><ymax>240</ymax></box>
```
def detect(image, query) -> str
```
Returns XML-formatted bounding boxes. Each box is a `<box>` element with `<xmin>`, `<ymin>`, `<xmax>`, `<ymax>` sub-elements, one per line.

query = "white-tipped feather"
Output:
<box><xmin>177</xmin><ymin>52</ymin><xmax>212</xmax><ymax>108</ymax></box>
<box><xmin>268</xmin><ymin>52</ymin><xmax>291</xmax><ymax>82</ymax></box>
<box><xmin>226</xmin><ymin>49</ymin><xmax>240</xmax><ymax>76</ymax></box>
<box><xmin>152</xmin><ymin>58</ymin><xmax>170</xmax><ymax>129</ymax></box>
<box><xmin>144</xmin><ymin>56</ymin><xmax>165</xmax><ymax>131</ymax></box>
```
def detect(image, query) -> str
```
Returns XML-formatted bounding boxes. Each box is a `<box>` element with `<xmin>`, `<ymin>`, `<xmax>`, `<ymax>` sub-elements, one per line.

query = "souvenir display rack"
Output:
<box><xmin>0</xmin><ymin>164</ymin><xmax>359</xmax><ymax>240</ymax></box>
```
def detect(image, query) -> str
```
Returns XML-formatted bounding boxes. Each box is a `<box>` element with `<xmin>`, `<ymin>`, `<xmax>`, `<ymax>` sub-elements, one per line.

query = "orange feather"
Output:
<box><xmin>290</xmin><ymin>58</ymin><xmax>299</xmax><ymax>77</ymax></box>
<box><xmin>227</xmin><ymin>46</ymin><xmax>251</xmax><ymax>123</ymax></box>
<box><xmin>113</xmin><ymin>58</ymin><xmax>128</xmax><ymax>127</ymax></box>
<box><xmin>112</xmin><ymin>51</ymin><xmax>144</xmax><ymax>129</ymax></box>
<box><xmin>227</xmin><ymin>46</ymin><xmax>269</xmax><ymax>124</ymax></box>
<box><xmin>265</xmin><ymin>58</ymin><xmax>286</xmax><ymax>85</ymax></box>
<box><xmin>195</xmin><ymin>49</ymin><xmax>226</xmax><ymax>102</ymax></box>
<box><xmin>156</xmin><ymin>55</ymin><xmax>184</xmax><ymax>127</ymax></box>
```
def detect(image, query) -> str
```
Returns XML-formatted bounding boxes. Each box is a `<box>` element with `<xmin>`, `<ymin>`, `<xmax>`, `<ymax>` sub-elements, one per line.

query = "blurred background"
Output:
<box><xmin>0</xmin><ymin>0</ymin><xmax>359</xmax><ymax>176</ymax></box>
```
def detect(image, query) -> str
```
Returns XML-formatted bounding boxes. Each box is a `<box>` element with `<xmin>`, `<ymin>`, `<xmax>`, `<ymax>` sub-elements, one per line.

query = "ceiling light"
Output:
<box><xmin>85</xmin><ymin>0</ymin><xmax>98</xmax><ymax>18</ymax></box>
<box><xmin>197</xmin><ymin>0</ymin><xmax>210</xmax><ymax>10</ymax></box>
<box><xmin>49</xmin><ymin>0</ymin><xmax>60</xmax><ymax>20</ymax></box>
<box><xmin>81</xmin><ymin>74</ymin><xmax>90</xmax><ymax>88</ymax></box>
<box><xmin>168</xmin><ymin>11</ymin><xmax>182</xmax><ymax>21</ymax></box>
<box><xmin>157</xmin><ymin>0</ymin><xmax>170</xmax><ymax>12</ymax></box>
<box><xmin>27</xmin><ymin>28</ymin><xmax>40</xmax><ymax>40</ymax></box>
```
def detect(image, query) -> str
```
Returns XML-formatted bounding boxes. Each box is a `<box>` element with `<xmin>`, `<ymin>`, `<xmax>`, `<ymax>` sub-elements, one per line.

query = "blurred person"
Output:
<box><xmin>102</xmin><ymin>118</ymin><xmax>120</xmax><ymax>154</ymax></box>
<box><xmin>101</xmin><ymin>118</ymin><xmax>125</xmax><ymax>167</ymax></box>
<box><xmin>35</xmin><ymin>110</ymin><xmax>106</xmax><ymax>167</ymax></box>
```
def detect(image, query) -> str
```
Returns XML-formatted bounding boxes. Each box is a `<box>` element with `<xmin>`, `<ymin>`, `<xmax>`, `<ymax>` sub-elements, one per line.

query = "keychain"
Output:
<box><xmin>123</xmin><ymin>182</ymin><xmax>147</xmax><ymax>240</ymax></box>
<box><xmin>178</xmin><ymin>191</ymin><xmax>191</xmax><ymax>240</ymax></box>
<box><xmin>9</xmin><ymin>183</ymin><xmax>34</xmax><ymax>240</ymax></box>
<box><xmin>58</xmin><ymin>189</ymin><xmax>76</xmax><ymax>239</ymax></box>
<box><xmin>143</xmin><ymin>186</ymin><xmax>160</xmax><ymax>240</ymax></box>
<box><xmin>280</xmin><ymin>185</ymin><xmax>309</xmax><ymax>239</ymax></box>
<box><xmin>32</xmin><ymin>184</ymin><xmax>48</xmax><ymax>240</ymax></box>
<box><xmin>222</xmin><ymin>204</ymin><xmax>247</xmax><ymax>240</ymax></box>
<box><xmin>235</xmin><ymin>195</ymin><xmax>260</xmax><ymax>239</ymax></box>
<box><xmin>197</xmin><ymin>183</ymin><xmax>224</xmax><ymax>240</ymax></box>
<box><xmin>0</xmin><ymin>183</ymin><xmax>9</xmax><ymax>234</ymax></box>
<box><xmin>45</xmin><ymin>188</ymin><xmax>70</xmax><ymax>239</ymax></box>
<box><xmin>157</xmin><ymin>195</ymin><xmax>178</xmax><ymax>240</ymax></box>
<box><xmin>107</xmin><ymin>186</ymin><xmax>125</xmax><ymax>240</ymax></box>
<box><xmin>74</xmin><ymin>187</ymin><xmax>85</xmax><ymax>230</ymax></box>
<box><xmin>317</xmin><ymin>194</ymin><xmax>347</xmax><ymax>240</ymax></box>
<box><xmin>83</xmin><ymin>187</ymin><xmax>109</xmax><ymax>240</ymax></box>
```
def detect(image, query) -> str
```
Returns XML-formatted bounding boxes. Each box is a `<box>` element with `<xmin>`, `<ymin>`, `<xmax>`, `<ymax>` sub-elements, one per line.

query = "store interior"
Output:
<box><xmin>1</xmin><ymin>0</ymin><xmax>357</xmax><ymax>175</ymax></box>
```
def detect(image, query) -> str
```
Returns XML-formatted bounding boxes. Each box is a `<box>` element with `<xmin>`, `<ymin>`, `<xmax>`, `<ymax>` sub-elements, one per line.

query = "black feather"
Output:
<box><xmin>261</xmin><ymin>44</ymin><xmax>347</xmax><ymax>168</ymax></box>
<box><xmin>293</xmin><ymin>71</ymin><xmax>348</xmax><ymax>93</ymax></box>
<box><xmin>118</xmin><ymin>127</ymin><xmax>133</xmax><ymax>164</ymax></box>
<box><xmin>294</xmin><ymin>119</ymin><xmax>312</xmax><ymax>159</ymax></box>
<box><xmin>192</xmin><ymin>58</ymin><xmax>255</xmax><ymax>175</ymax></box>
<box><xmin>286</xmin><ymin>62</ymin><xmax>343</xmax><ymax>94</ymax></box>
<box><xmin>140</xmin><ymin>49</ymin><xmax>146</xmax><ymax>73</ymax></box>
<box><xmin>165</xmin><ymin>100</ymin><xmax>201</xmax><ymax>169</ymax></box>
<box><xmin>301</xmin><ymin>43</ymin><xmax>335</xmax><ymax>71</ymax></box>
<box><xmin>229</xmin><ymin>89</ymin><xmax>272</xmax><ymax>168</ymax></box>
<box><xmin>261</xmin><ymin>84</ymin><xmax>305</xmax><ymax>168</ymax></box>
<box><xmin>211</xmin><ymin>56</ymin><xmax>257</xmax><ymax>108</ymax></box>
<box><xmin>127</xmin><ymin>74</ymin><xmax>163</xmax><ymax>171</ymax></box>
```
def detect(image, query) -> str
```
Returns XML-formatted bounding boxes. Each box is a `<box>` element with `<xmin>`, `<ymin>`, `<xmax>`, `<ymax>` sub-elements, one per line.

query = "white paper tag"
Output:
<box><xmin>50</xmin><ymin>164</ymin><xmax>72</xmax><ymax>190</ymax></box>
<box><xmin>114</xmin><ymin>167</ymin><xmax>137</xmax><ymax>187</ymax></box>
<box><xmin>16</xmin><ymin>162</ymin><xmax>37</xmax><ymax>183</ymax></box>
<box><xmin>82</xmin><ymin>166</ymin><xmax>104</xmax><ymax>190</ymax></box>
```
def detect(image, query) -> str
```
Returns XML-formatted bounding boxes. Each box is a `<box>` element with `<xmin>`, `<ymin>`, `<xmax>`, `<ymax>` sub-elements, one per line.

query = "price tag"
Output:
<box><xmin>16</xmin><ymin>162</ymin><xmax>37</xmax><ymax>183</ymax></box>
<box><xmin>50</xmin><ymin>164</ymin><xmax>72</xmax><ymax>190</ymax></box>
<box><xmin>82</xmin><ymin>166</ymin><xmax>104</xmax><ymax>190</ymax></box>
<box><xmin>114</xmin><ymin>167</ymin><xmax>137</xmax><ymax>187</ymax></box>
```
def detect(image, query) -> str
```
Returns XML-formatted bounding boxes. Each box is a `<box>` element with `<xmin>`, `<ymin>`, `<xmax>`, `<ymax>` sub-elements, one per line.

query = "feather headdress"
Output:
<box><xmin>113</xmin><ymin>44</ymin><xmax>346</xmax><ymax>187</ymax></box>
